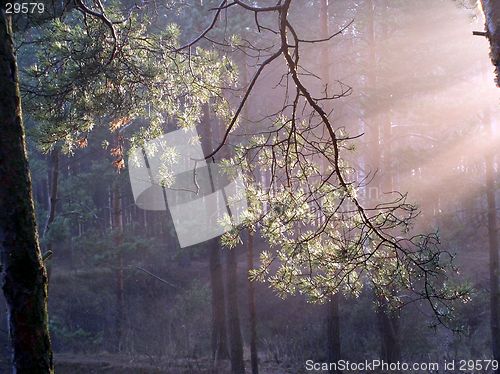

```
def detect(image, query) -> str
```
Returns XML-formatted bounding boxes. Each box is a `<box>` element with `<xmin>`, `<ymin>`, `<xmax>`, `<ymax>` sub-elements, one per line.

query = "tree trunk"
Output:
<box><xmin>226</xmin><ymin>245</ymin><xmax>245</xmax><ymax>374</ymax></box>
<box><xmin>205</xmin><ymin>98</ymin><xmax>245</xmax><ymax>374</ymax></box>
<box><xmin>320</xmin><ymin>0</ymin><xmax>330</xmax><ymax>76</ymax></box>
<box><xmin>378</xmin><ymin>42</ymin><xmax>401</xmax><ymax>366</ymax></box>
<box><xmin>240</xmin><ymin>55</ymin><xmax>260</xmax><ymax>374</ymax></box>
<box><xmin>376</xmin><ymin>299</ymin><xmax>401</xmax><ymax>363</ymax></box>
<box><xmin>209</xmin><ymin>237</ymin><xmax>230</xmax><ymax>362</ymax></box>
<box><xmin>319</xmin><ymin>1</ymin><xmax>342</xmax><ymax>368</ymax></box>
<box><xmin>326</xmin><ymin>294</ymin><xmax>341</xmax><ymax>371</ymax></box>
<box><xmin>479</xmin><ymin>0</ymin><xmax>500</xmax><ymax>85</ymax></box>
<box><xmin>200</xmin><ymin>105</ymin><xmax>230</xmax><ymax>363</ymax></box>
<box><xmin>375</xmin><ymin>100</ymin><xmax>401</xmax><ymax>366</ymax></box>
<box><xmin>43</xmin><ymin>148</ymin><xmax>59</xmax><ymax>282</ymax></box>
<box><xmin>43</xmin><ymin>149</ymin><xmax>59</xmax><ymax>239</ymax></box>
<box><xmin>485</xmin><ymin>120</ymin><xmax>500</xmax><ymax>368</ymax></box>
<box><xmin>365</xmin><ymin>0</ymin><xmax>401</xmax><ymax>364</ymax></box>
<box><xmin>112</xmin><ymin>183</ymin><xmax>125</xmax><ymax>353</ymax></box>
<box><xmin>0</xmin><ymin>11</ymin><xmax>53</xmax><ymax>373</ymax></box>
<box><xmin>247</xmin><ymin>230</ymin><xmax>259</xmax><ymax>374</ymax></box>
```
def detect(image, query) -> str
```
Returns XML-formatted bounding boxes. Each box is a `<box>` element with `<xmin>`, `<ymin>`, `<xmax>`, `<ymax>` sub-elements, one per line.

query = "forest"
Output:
<box><xmin>0</xmin><ymin>0</ymin><xmax>499</xmax><ymax>373</ymax></box>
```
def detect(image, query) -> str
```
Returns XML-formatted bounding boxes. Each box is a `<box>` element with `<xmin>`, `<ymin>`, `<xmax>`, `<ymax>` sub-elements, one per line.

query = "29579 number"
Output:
<box><xmin>458</xmin><ymin>359</ymin><xmax>499</xmax><ymax>371</ymax></box>
<box><xmin>5</xmin><ymin>2</ymin><xmax>45</xmax><ymax>14</ymax></box>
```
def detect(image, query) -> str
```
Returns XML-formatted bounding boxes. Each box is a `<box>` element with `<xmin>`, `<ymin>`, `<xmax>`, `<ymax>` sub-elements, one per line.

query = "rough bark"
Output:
<box><xmin>480</xmin><ymin>0</ymin><xmax>500</xmax><ymax>85</ymax></box>
<box><xmin>0</xmin><ymin>11</ymin><xmax>54</xmax><ymax>373</ymax></box>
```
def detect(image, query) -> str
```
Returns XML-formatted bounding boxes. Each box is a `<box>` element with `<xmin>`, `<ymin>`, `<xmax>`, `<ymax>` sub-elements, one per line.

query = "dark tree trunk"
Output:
<box><xmin>43</xmin><ymin>148</ymin><xmax>59</xmax><ymax>282</ymax></box>
<box><xmin>376</xmin><ymin>300</ymin><xmax>401</xmax><ymax>364</ymax></box>
<box><xmin>205</xmin><ymin>103</ymin><xmax>240</xmax><ymax>364</ymax></box>
<box><xmin>485</xmin><ymin>120</ymin><xmax>500</xmax><ymax>367</ymax></box>
<box><xmin>247</xmin><ymin>230</ymin><xmax>259</xmax><ymax>374</ymax></box>
<box><xmin>226</xmin><ymin>245</ymin><xmax>245</xmax><ymax>374</ymax></box>
<box><xmin>208</xmin><ymin>237</ymin><xmax>229</xmax><ymax>362</ymax></box>
<box><xmin>326</xmin><ymin>294</ymin><xmax>341</xmax><ymax>371</ymax></box>
<box><xmin>43</xmin><ymin>149</ymin><xmax>59</xmax><ymax>239</ymax></box>
<box><xmin>0</xmin><ymin>11</ymin><xmax>53</xmax><ymax>373</ymax></box>
<box><xmin>240</xmin><ymin>55</ymin><xmax>260</xmax><ymax>374</ymax></box>
<box><xmin>200</xmin><ymin>105</ymin><xmax>230</xmax><ymax>363</ymax></box>
<box><xmin>112</xmin><ymin>184</ymin><xmax>125</xmax><ymax>353</ymax></box>
<box><xmin>480</xmin><ymin>0</ymin><xmax>500</xmax><ymax>85</ymax></box>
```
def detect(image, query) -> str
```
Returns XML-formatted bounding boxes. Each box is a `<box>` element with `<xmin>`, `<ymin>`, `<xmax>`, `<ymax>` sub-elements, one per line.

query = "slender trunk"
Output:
<box><xmin>379</xmin><ymin>52</ymin><xmax>400</xmax><ymax>365</ymax></box>
<box><xmin>326</xmin><ymin>294</ymin><xmax>341</xmax><ymax>371</ymax></box>
<box><xmin>320</xmin><ymin>0</ymin><xmax>330</xmax><ymax>78</ymax></box>
<box><xmin>365</xmin><ymin>0</ymin><xmax>401</xmax><ymax>363</ymax></box>
<box><xmin>112</xmin><ymin>184</ymin><xmax>124</xmax><ymax>353</ymax></box>
<box><xmin>376</xmin><ymin>91</ymin><xmax>401</xmax><ymax>366</ymax></box>
<box><xmin>320</xmin><ymin>1</ymin><xmax>342</xmax><ymax>367</ymax></box>
<box><xmin>43</xmin><ymin>148</ymin><xmax>59</xmax><ymax>282</ymax></box>
<box><xmin>485</xmin><ymin>121</ymin><xmax>500</xmax><ymax>367</ymax></box>
<box><xmin>366</xmin><ymin>0</ymin><xmax>380</xmax><ymax>190</ymax></box>
<box><xmin>379</xmin><ymin>34</ymin><xmax>401</xmax><ymax>368</ymax></box>
<box><xmin>200</xmin><ymin>105</ymin><xmax>230</xmax><ymax>363</ymax></box>
<box><xmin>0</xmin><ymin>12</ymin><xmax>53</xmax><ymax>373</ymax></box>
<box><xmin>209</xmin><ymin>238</ymin><xmax>230</xmax><ymax>361</ymax></box>
<box><xmin>43</xmin><ymin>149</ymin><xmax>59</xmax><ymax>238</ymax></box>
<box><xmin>247</xmin><ymin>230</ymin><xmax>259</xmax><ymax>374</ymax></box>
<box><xmin>226</xmin><ymin>245</ymin><xmax>245</xmax><ymax>374</ymax></box>
<box><xmin>211</xmin><ymin>99</ymin><xmax>244</xmax><ymax>372</ymax></box>
<box><xmin>375</xmin><ymin>298</ymin><xmax>400</xmax><ymax>363</ymax></box>
<box><xmin>240</xmin><ymin>56</ymin><xmax>259</xmax><ymax>374</ymax></box>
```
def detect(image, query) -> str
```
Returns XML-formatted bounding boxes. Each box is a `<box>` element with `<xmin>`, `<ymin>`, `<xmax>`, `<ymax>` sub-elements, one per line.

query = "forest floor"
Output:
<box><xmin>55</xmin><ymin>353</ymin><xmax>292</xmax><ymax>373</ymax></box>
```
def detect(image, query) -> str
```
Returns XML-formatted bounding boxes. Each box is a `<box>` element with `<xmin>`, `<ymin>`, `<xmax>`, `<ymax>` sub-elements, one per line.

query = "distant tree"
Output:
<box><xmin>111</xmin><ymin>179</ymin><xmax>125</xmax><ymax>353</ymax></box>
<box><xmin>318</xmin><ymin>0</ymin><xmax>342</xmax><ymax>369</ymax></box>
<box><xmin>241</xmin><ymin>58</ymin><xmax>259</xmax><ymax>374</ymax></box>
<box><xmin>226</xmin><ymin>243</ymin><xmax>245</xmax><ymax>374</ymax></box>
<box><xmin>363</xmin><ymin>0</ymin><xmax>401</xmax><ymax>362</ymax></box>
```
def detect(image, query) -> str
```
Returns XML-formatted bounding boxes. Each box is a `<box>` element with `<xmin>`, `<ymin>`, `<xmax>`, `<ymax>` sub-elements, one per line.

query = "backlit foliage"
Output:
<box><xmin>22</xmin><ymin>10</ymin><xmax>237</xmax><ymax>154</ymax></box>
